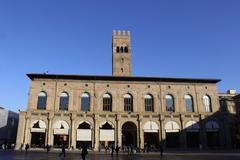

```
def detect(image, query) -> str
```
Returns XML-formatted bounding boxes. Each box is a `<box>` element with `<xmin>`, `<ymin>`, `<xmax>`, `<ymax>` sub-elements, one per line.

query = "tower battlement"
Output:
<box><xmin>112</xmin><ymin>30</ymin><xmax>132</xmax><ymax>77</ymax></box>
<box><xmin>113</xmin><ymin>30</ymin><xmax>130</xmax><ymax>37</ymax></box>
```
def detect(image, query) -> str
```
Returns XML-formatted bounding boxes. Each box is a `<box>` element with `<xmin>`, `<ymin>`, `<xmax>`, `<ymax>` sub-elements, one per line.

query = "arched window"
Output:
<box><xmin>81</xmin><ymin>93</ymin><xmax>90</xmax><ymax>112</ymax></box>
<box><xmin>120</xmin><ymin>47</ymin><xmax>124</xmax><ymax>53</ymax></box>
<box><xmin>185</xmin><ymin>94</ymin><xmax>194</xmax><ymax>112</ymax></box>
<box><xmin>59</xmin><ymin>92</ymin><xmax>69</xmax><ymax>110</ymax></box>
<box><xmin>145</xmin><ymin>94</ymin><xmax>154</xmax><ymax>112</ymax></box>
<box><xmin>103</xmin><ymin>93</ymin><xmax>112</xmax><ymax>111</ymax></box>
<box><xmin>37</xmin><ymin>92</ymin><xmax>47</xmax><ymax>110</ymax></box>
<box><xmin>165</xmin><ymin>94</ymin><xmax>174</xmax><ymax>112</ymax></box>
<box><xmin>203</xmin><ymin>95</ymin><xmax>212</xmax><ymax>112</ymax></box>
<box><xmin>124</xmin><ymin>94</ymin><xmax>133</xmax><ymax>112</ymax></box>
<box><xmin>124</xmin><ymin>46</ymin><xmax>128</xmax><ymax>53</ymax></box>
<box><xmin>116</xmin><ymin>46</ymin><xmax>120</xmax><ymax>53</ymax></box>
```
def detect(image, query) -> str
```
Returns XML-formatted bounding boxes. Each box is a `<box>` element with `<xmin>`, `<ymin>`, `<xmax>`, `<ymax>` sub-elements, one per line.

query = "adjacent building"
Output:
<box><xmin>0</xmin><ymin>107</ymin><xmax>19</xmax><ymax>148</ymax></box>
<box><xmin>16</xmin><ymin>30</ymin><xmax>234</xmax><ymax>151</ymax></box>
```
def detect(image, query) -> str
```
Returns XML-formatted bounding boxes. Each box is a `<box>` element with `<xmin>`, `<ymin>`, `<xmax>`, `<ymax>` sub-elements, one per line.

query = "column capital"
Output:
<box><xmin>160</xmin><ymin>115</ymin><xmax>165</xmax><ymax>121</ymax></box>
<box><xmin>115</xmin><ymin>114</ymin><xmax>121</xmax><ymax>121</ymax></box>
<box><xmin>137</xmin><ymin>114</ymin><xmax>143</xmax><ymax>121</ymax></box>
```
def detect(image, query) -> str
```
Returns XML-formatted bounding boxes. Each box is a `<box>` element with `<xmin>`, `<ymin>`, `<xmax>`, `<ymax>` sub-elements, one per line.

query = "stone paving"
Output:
<box><xmin>0</xmin><ymin>151</ymin><xmax>240</xmax><ymax>160</ymax></box>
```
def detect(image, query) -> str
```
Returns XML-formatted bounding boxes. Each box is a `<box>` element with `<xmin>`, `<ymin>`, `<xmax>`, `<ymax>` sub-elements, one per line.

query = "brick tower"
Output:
<box><xmin>112</xmin><ymin>30</ymin><xmax>132</xmax><ymax>76</ymax></box>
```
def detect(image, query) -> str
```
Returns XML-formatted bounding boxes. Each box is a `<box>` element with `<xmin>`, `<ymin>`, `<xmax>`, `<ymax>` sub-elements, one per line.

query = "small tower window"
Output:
<box><xmin>121</xmin><ymin>68</ymin><xmax>123</xmax><ymax>72</ymax></box>
<box><xmin>121</xmin><ymin>58</ymin><xmax>124</xmax><ymax>63</ymax></box>
<box><xmin>116</xmin><ymin>46</ymin><xmax>120</xmax><ymax>53</ymax></box>
<box><xmin>120</xmin><ymin>47</ymin><xmax>124</xmax><ymax>53</ymax></box>
<box><xmin>124</xmin><ymin>47</ymin><xmax>128</xmax><ymax>53</ymax></box>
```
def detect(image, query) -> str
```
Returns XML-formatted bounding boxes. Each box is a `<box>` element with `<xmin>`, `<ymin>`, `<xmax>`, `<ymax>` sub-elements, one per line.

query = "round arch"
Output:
<box><xmin>164</xmin><ymin>121</ymin><xmax>180</xmax><ymax>132</ymax></box>
<box><xmin>122</xmin><ymin>121</ymin><xmax>138</xmax><ymax>147</ymax></box>
<box><xmin>143</xmin><ymin>121</ymin><xmax>159</xmax><ymax>132</ymax></box>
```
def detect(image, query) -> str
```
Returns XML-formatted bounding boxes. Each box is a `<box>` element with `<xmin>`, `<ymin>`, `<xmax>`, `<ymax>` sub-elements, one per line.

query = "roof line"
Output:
<box><xmin>26</xmin><ymin>73</ymin><xmax>221</xmax><ymax>83</ymax></box>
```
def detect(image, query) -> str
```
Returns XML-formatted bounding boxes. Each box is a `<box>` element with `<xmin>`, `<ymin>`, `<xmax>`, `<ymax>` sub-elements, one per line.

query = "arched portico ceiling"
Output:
<box><xmin>205</xmin><ymin>120</ymin><xmax>219</xmax><ymax>132</ymax></box>
<box><xmin>31</xmin><ymin>120</ymin><xmax>46</xmax><ymax>129</ymax></box>
<box><xmin>53</xmin><ymin>120</ymin><xmax>69</xmax><ymax>135</ymax></box>
<box><xmin>77</xmin><ymin>121</ymin><xmax>92</xmax><ymax>141</ymax></box>
<box><xmin>185</xmin><ymin>121</ymin><xmax>200</xmax><ymax>132</ymax></box>
<box><xmin>99</xmin><ymin>121</ymin><xmax>115</xmax><ymax>141</ymax></box>
<box><xmin>53</xmin><ymin>120</ymin><xmax>69</xmax><ymax>129</ymax></box>
<box><xmin>99</xmin><ymin>121</ymin><xmax>114</xmax><ymax>128</ymax></box>
<box><xmin>164</xmin><ymin>121</ymin><xmax>180</xmax><ymax>133</ymax></box>
<box><xmin>31</xmin><ymin>120</ymin><xmax>46</xmax><ymax>133</ymax></box>
<box><xmin>143</xmin><ymin>121</ymin><xmax>159</xmax><ymax>133</ymax></box>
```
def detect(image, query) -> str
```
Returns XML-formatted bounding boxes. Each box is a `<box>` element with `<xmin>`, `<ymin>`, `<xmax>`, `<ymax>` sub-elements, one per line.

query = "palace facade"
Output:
<box><xmin>16</xmin><ymin>30</ymin><xmax>234</xmax><ymax>151</ymax></box>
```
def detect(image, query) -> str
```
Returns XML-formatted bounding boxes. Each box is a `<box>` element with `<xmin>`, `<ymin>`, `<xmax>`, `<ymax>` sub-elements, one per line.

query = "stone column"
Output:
<box><xmin>24</xmin><ymin>113</ymin><xmax>30</xmax><ymax>145</ymax></box>
<box><xmin>199</xmin><ymin>115</ymin><xmax>207</xmax><ymax>149</ymax></box>
<box><xmin>179</xmin><ymin>114</ymin><xmax>187</xmax><ymax>148</ymax></box>
<box><xmin>15</xmin><ymin>112</ymin><xmax>26</xmax><ymax>150</ymax></box>
<box><xmin>158</xmin><ymin>114</ymin><xmax>162</xmax><ymax>145</ymax></box>
<box><xmin>161</xmin><ymin>116</ymin><xmax>166</xmax><ymax>148</ymax></box>
<box><xmin>115</xmin><ymin>114</ymin><xmax>119</xmax><ymax>146</ymax></box>
<box><xmin>47</xmin><ymin>112</ymin><xmax>53</xmax><ymax>146</ymax></box>
<box><xmin>138</xmin><ymin>115</ymin><xmax>144</xmax><ymax>150</ymax></box>
<box><xmin>94</xmin><ymin>115</ymin><xmax>99</xmax><ymax>151</ymax></box>
<box><xmin>118</xmin><ymin>123</ymin><xmax>122</xmax><ymax>148</ymax></box>
<box><xmin>70</xmin><ymin>113</ymin><xmax>76</xmax><ymax>150</ymax></box>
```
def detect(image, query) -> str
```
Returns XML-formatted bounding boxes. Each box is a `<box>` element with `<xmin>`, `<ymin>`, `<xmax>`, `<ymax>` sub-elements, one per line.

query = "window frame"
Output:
<box><xmin>124</xmin><ymin>94</ymin><xmax>133</xmax><ymax>112</ymax></box>
<box><xmin>145</xmin><ymin>94</ymin><xmax>154</xmax><ymax>112</ymax></box>
<box><xmin>59</xmin><ymin>92</ymin><xmax>69</xmax><ymax>111</ymax></box>
<box><xmin>103</xmin><ymin>93</ymin><xmax>112</xmax><ymax>111</ymax></box>
<box><xmin>37</xmin><ymin>91</ymin><xmax>47</xmax><ymax>110</ymax></box>
<box><xmin>184</xmin><ymin>94</ymin><xmax>194</xmax><ymax>112</ymax></box>
<box><xmin>165</xmin><ymin>94</ymin><xmax>175</xmax><ymax>112</ymax></box>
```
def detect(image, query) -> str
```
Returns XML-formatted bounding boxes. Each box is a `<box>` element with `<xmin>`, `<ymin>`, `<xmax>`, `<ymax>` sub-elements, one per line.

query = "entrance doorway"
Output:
<box><xmin>30</xmin><ymin>120</ymin><xmax>47</xmax><ymax>148</ymax></box>
<box><xmin>99</xmin><ymin>122</ymin><xmax>115</xmax><ymax>150</ymax></box>
<box><xmin>53</xmin><ymin>135</ymin><xmax>69</xmax><ymax>148</ymax></box>
<box><xmin>76</xmin><ymin>122</ymin><xmax>92</xmax><ymax>149</ymax></box>
<box><xmin>31</xmin><ymin>132</ymin><xmax>45</xmax><ymax>148</ymax></box>
<box><xmin>144</xmin><ymin>132</ymin><xmax>159</xmax><ymax>151</ymax></box>
<box><xmin>166</xmin><ymin>132</ymin><xmax>179</xmax><ymax>148</ymax></box>
<box><xmin>207</xmin><ymin>132</ymin><xmax>219</xmax><ymax>147</ymax></box>
<box><xmin>186</xmin><ymin>132</ymin><xmax>200</xmax><ymax>148</ymax></box>
<box><xmin>122</xmin><ymin>122</ymin><xmax>137</xmax><ymax>147</ymax></box>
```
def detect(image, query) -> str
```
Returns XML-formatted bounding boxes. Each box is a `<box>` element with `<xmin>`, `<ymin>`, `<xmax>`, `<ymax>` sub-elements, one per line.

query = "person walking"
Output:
<box><xmin>25</xmin><ymin>143</ymin><xmax>29</xmax><ymax>154</ymax></box>
<box><xmin>46</xmin><ymin>144</ymin><xmax>50</xmax><ymax>153</ymax></box>
<box><xmin>4</xmin><ymin>139</ymin><xmax>7</xmax><ymax>151</ymax></box>
<box><xmin>115</xmin><ymin>145</ymin><xmax>120</xmax><ymax>156</ymax></box>
<box><xmin>81</xmin><ymin>144</ymin><xmax>88</xmax><ymax>160</ymax></box>
<box><xmin>59</xmin><ymin>143</ymin><xmax>66</xmax><ymax>157</ymax></box>
<box><xmin>111</xmin><ymin>145</ymin><xmax>114</xmax><ymax>156</ymax></box>
<box><xmin>159</xmin><ymin>145</ymin><xmax>163</xmax><ymax>157</ymax></box>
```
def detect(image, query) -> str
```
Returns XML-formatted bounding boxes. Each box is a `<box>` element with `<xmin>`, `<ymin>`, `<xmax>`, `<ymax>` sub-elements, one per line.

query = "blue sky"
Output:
<box><xmin>0</xmin><ymin>0</ymin><xmax>240</xmax><ymax>112</ymax></box>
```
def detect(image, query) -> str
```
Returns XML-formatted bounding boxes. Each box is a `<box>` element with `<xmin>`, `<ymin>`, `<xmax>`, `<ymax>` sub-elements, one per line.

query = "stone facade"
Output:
<box><xmin>16</xmin><ymin>30</ymin><xmax>232</xmax><ymax>151</ymax></box>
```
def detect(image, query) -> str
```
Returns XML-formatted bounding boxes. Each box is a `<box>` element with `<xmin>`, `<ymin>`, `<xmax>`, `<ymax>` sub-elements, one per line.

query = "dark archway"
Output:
<box><xmin>76</xmin><ymin>122</ymin><xmax>92</xmax><ymax>149</ymax></box>
<box><xmin>122</xmin><ymin>122</ymin><xmax>137</xmax><ymax>147</ymax></box>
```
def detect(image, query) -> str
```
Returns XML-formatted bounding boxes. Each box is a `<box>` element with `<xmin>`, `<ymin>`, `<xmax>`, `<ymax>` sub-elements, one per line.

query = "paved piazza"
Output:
<box><xmin>0</xmin><ymin>151</ymin><xmax>240</xmax><ymax>160</ymax></box>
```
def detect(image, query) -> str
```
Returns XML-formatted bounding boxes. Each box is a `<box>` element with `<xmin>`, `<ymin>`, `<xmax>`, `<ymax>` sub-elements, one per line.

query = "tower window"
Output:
<box><xmin>120</xmin><ymin>47</ymin><xmax>124</xmax><ymax>53</ymax></box>
<box><xmin>116</xmin><ymin>46</ymin><xmax>120</xmax><ymax>53</ymax></box>
<box><xmin>124</xmin><ymin>47</ymin><xmax>128</xmax><ymax>53</ymax></box>
<box><xmin>121</xmin><ymin>68</ymin><xmax>123</xmax><ymax>72</ymax></box>
<box><xmin>121</xmin><ymin>58</ymin><xmax>124</xmax><ymax>63</ymax></box>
